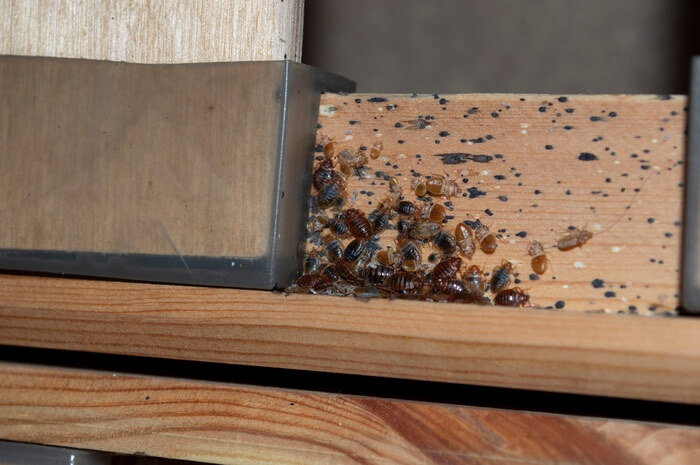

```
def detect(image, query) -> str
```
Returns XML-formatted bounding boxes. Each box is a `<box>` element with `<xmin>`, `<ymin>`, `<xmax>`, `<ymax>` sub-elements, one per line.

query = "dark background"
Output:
<box><xmin>303</xmin><ymin>0</ymin><xmax>700</xmax><ymax>94</ymax></box>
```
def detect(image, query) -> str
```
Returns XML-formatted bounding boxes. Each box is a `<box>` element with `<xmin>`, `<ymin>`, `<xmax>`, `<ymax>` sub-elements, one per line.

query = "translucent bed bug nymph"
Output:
<box><xmin>557</xmin><ymin>227</ymin><xmax>593</xmax><ymax>251</ymax></box>
<box><xmin>527</xmin><ymin>240</ymin><xmax>548</xmax><ymax>274</ymax></box>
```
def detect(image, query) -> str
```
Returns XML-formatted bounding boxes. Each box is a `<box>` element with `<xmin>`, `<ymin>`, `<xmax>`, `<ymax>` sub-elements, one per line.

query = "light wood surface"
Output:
<box><xmin>313</xmin><ymin>93</ymin><xmax>686</xmax><ymax>314</ymax></box>
<box><xmin>0</xmin><ymin>0</ymin><xmax>304</xmax><ymax>63</ymax></box>
<box><xmin>1</xmin><ymin>274</ymin><xmax>699</xmax><ymax>404</ymax></box>
<box><xmin>1</xmin><ymin>362</ymin><xmax>699</xmax><ymax>465</ymax></box>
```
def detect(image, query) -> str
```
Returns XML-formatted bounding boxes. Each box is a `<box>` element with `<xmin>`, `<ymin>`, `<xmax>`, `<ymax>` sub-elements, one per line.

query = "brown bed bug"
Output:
<box><xmin>557</xmin><ymin>227</ymin><xmax>593</xmax><ymax>251</ymax></box>
<box><xmin>432</xmin><ymin>278</ymin><xmax>467</xmax><ymax>296</ymax></box>
<box><xmin>425</xmin><ymin>203</ymin><xmax>447</xmax><ymax>223</ymax></box>
<box><xmin>395</xmin><ymin>200</ymin><xmax>421</xmax><ymax>217</ymax></box>
<box><xmin>296</xmin><ymin>273</ymin><xmax>334</xmax><ymax>293</ymax></box>
<box><xmin>490</xmin><ymin>261</ymin><xmax>514</xmax><ymax>294</ymax></box>
<box><xmin>455</xmin><ymin>223</ymin><xmax>476</xmax><ymax>259</ymax></box>
<box><xmin>322</xmin><ymin>236</ymin><xmax>344</xmax><ymax>262</ymax></box>
<box><xmin>433</xmin><ymin>230</ymin><xmax>458</xmax><ymax>255</ymax></box>
<box><xmin>494</xmin><ymin>287</ymin><xmax>530</xmax><ymax>307</ymax></box>
<box><xmin>432</xmin><ymin>256</ymin><xmax>462</xmax><ymax>281</ymax></box>
<box><xmin>344</xmin><ymin>208</ymin><xmax>372</xmax><ymax>241</ymax></box>
<box><xmin>462</xmin><ymin>264</ymin><xmax>487</xmax><ymax>298</ymax></box>
<box><xmin>527</xmin><ymin>240</ymin><xmax>548</xmax><ymax>274</ymax></box>
<box><xmin>425</xmin><ymin>174</ymin><xmax>462</xmax><ymax>198</ymax></box>
<box><xmin>474</xmin><ymin>222</ymin><xmax>497</xmax><ymax>254</ymax></box>
<box><xmin>399</xmin><ymin>239</ymin><xmax>422</xmax><ymax>265</ymax></box>
<box><xmin>316</xmin><ymin>183</ymin><xmax>342</xmax><ymax>209</ymax></box>
<box><xmin>363</xmin><ymin>264</ymin><xmax>395</xmax><ymax>285</ymax></box>
<box><xmin>386</xmin><ymin>271</ymin><xmax>424</xmax><ymax>294</ymax></box>
<box><xmin>322</xmin><ymin>137</ymin><xmax>337</xmax><ymax>159</ymax></box>
<box><xmin>370</xmin><ymin>142</ymin><xmax>383</xmax><ymax>159</ymax></box>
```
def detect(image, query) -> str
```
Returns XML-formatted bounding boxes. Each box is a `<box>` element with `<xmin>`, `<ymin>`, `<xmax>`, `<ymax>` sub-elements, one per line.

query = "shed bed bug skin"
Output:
<box><xmin>344</xmin><ymin>208</ymin><xmax>372</xmax><ymax>241</ymax></box>
<box><xmin>474</xmin><ymin>223</ymin><xmax>497</xmax><ymax>254</ymax></box>
<box><xmin>527</xmin><ymin>240</ymin><xmax>548</xmax><ymax>274</ymax></box>
<box><xmin>337</xmin><ymin>148</ymin><xmax>369</xmax><ymax>176</ymax></box>
<box><xmin>377</xmin><ymin>248</ymin><xmax>402</xmax><ymax>267</ymax></box>
<box><xmin>370</xmin><ymin>142</ymin><xmax>383</xmax><ymax>159</ymax></box>
<box><xmin>557</xmin><ymin>227</ymin><xmax>593</xmax><ymax>251</ymax></box>
<box><xmin>490</xmin><ymin>261</ymin><xmax>514</xmax><ymax>294</ymax></box>
<box><xmin>454</xmin><ymin>223</ymin><xmax>476</xmax><ymax>259</ymax></box>
<box><xmin>494</xmin><ymin>287</ymin><xmax>530</xmax><ymax>307</ymax></box>
<box><xmin>322</xmin><ymin>138</ymin><xmax>337</xmax><ymax>159</ymax></box>
<box><xmin>425</xmin><ymin>174</ymin><xmax>462</xmax><ymax>198</ymax></box>
<box><xmin>408</xmin><ymin>221</ymin><xmax>441</xmax><ymax>242</ymax></box>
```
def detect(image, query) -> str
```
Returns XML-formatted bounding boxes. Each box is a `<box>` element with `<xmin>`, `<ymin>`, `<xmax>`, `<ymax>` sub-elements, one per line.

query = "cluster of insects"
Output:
<box><xmin>291</xmin><ymin>137</ymin><xmax>594</xmax><ymax>308</ymax></box>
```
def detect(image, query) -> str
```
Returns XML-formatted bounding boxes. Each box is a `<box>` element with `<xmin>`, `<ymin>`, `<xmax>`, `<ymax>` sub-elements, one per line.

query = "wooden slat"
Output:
<box><xmin>1</xmin><ymin>362</ymin><xmax>699</xmax><ymax>465</ymax></box>
<box><xmin>0</xmin><ymin>0</ymin><xmax>304</xmax><ymax>62</ymax></box>
<box><xmin>313</xmin><ymin>93</ymin><xmax>686</xmax><ymax>314</ymax></box>
<box><xmin>1</xmin><ymin>274</ymin><xmax>699</xmax><ymax>404</ymax></box>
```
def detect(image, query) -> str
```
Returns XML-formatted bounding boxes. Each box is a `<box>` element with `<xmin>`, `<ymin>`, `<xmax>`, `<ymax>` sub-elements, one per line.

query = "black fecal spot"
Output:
<box><xmin>467</xmin><ymin>187</ymin><xmax>486</xmax><ymax>198</ymax></box>
<box><xmin>604</xmin><ymin>291</ymin><xmax>616</xmax><ymax>298</ymax></box>
<box><xmin>656</xmin><ymin>94</ymin><xmax>672</xmax><ymax>100</ymax></box>
<box><xmin>558</xmin><ymin>96</ymin><xmax>568</xmax><ymax>102</ymax></box>
<box><xmin>555</xmin><ymin>300</ymin><xmax>565</xmax><ymax>309</ymax></box>
<box><xmin>590</xmin><ymin>116</ymin><xmax>604</xmax><ymax>122</ymax></box>
<box><xmin>435</xmin><ymin>153</ymin><xmax>493</xmax><ymax>164</ymax></box>
<box><xmin>439</xmin><ymin>131</ymin><xmax>450</xmax><ymax>137</ymax></box>
<box><xmin>460</xmin><ymin>139</ymin><xmax>467</xmax><ymax>143</ymax></box>
<box><xmin>484</xmin><ymin>208</ymin><xmax>494</xmax><ymax>216</ymax></box>
<box><xmin>578</xmin><ymin>152</ymin><xmax>598</xmax><ymax>161</ymax></box>
<box><xmin>565</xmin><ymin>190</ymin><xmax>571</xmax><ymax>195</ymax></box>
<box><xmin>608</xmin><ymin>111</ymin><xmax>617</xmax><ymax>117</ymax></box>
<box><xmin>349</xmin><ymin>120</ymin><xmax>359</xmax><ymax>125</ymax></box>
<box><xmin>565</xmin><ymin>108</ymin><xmax>574</xmax><ymax>113</ymax></box>
<box><xmin>491</xmin><ymin>112</ymin><xmax>499</xmax><ymax>118</ymax></box>
<box><xmin>529</xmin><ymin>273</ymin><xmax>539</xmax><ymax>281</ymax></box>
<box><xmin>354</xmin><ymin>98</ymin><xmax>361</xmax><ymax>104</ymax></box>
<box><xmin>434</xmin><ymin>140</ymin><xmax>441</xmax><ymax>144</ymax></box>
<box><xmin>494</xmin><ymin>174</ymin><xmax>506</xmax><ymax>180</ymax></box>
<box><xmin>398</xmin><ymin>140</ymin><xmax>404</xmax><ymax>144</ymax></box>
<box><xmin>516</xmin><ymin>231</ymin><xmax>527</xmax><ymax>238</ymax></box>
<box><xmin>647</xmin><ymin>217</ymin><xmax>655</xmax><ymax>224</ymax></box>
<box><xmin>538</xmin><ymin>106</ymin><xmax>547</xmax><ymax>112</ymax></box>
<box><xmin>534</xmin><ymin>189</ymin><xmax>541</xmax><ymax>195</ymax></box>
<box><xmin>314</xmin><ymin>144</ymin><xmax>323</xmax><ymax>153</ymax></box>
<box><xmin>664</xmin><ymin>232</ymin><xmax>673</xmax><ymax>238</ymax></box>
<box><xmin>498</xmin><ymin>195</ymin><xmax>508</xmax><ymax>202</ymax></box>
<box><xmin>470</xmin><ymin>137</ymin><xmax>485</xmax><ymax>143</ymax></box>
<box><xmin>545</xmin><ymin>144</ymin><xmax>553</xmax><ymax>150</ymax></box>
<box><xmin>394</xmin><ymin>122</ymin><xmax>403</xmax><ymax>128</ymax></box>
<box><xmin>462</xmin><ymin>178</ymin><xmax>469</xmax><ymax>183</ymax></box>
<box><xmin>564</xmin><ymin>125</ymin><xmax>574</xmax><ymax>130</ymax></box>
<box><xmin>367</xmin><ymin>97</ymin><xmax>387</xmax><ymax>102</ymax></box>
<box><xmin>439</xmin><ymin>98</ymin><xmax>448</xmax><ymax>105</ymax></box>
<box><xmin>494</xmin><ymin>154</ymin><xmax>504</xmax><ymax>159</ymax></box>
<box><xmin>592</xmin><ymin>279</ymin><xmax>605</xmax><ymax>288</ymax></box>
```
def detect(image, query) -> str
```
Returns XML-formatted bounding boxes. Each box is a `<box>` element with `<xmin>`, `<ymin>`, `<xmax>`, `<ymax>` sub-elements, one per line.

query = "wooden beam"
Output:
<box><xmin>1</xmin><ymin>274</ymin><xmax>699</xmax><ymax>404</ymax></box>
<box><xmin>313</xmin><ymin>93</ymin><xmax>686</xmax><ymax>314</ymax></box>
<box><xmin>0</xmin><ymin>0</ymin><xmax>304</xmax><ymax>62</ymax></box>
<box><xmin>1</xmin><ymin>362</ymin><xmax>699</xmax><ymax>465</ymax></box>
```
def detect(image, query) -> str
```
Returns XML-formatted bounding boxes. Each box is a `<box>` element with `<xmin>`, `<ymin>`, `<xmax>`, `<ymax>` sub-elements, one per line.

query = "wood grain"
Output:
<box><xmin>313</xmin><ymin>94</ymin><xmax>686</xmax><ymax>314</ymax></box>
<box><xmin>1</xmin><ymin>274</ymin><xmax>699</xmax><ymax>404</ymax></box>
<box><xmin>1</xmin><ymin>362</ymin><xmax>699</xmax><ymax>465</ymax></box>
<box><xmin>0</xmin><ymin>0</ymin><xmax>304</xmax><ymax>63</ymax></box>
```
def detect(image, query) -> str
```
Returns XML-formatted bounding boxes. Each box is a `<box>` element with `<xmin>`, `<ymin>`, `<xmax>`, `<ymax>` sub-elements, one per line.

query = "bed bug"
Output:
<box><xmin>368</xmin><ymin>209</ymin><xmax>391</xmax><ymax>235</ymax></box>
<box><xmin>369</xmin><ymin>142</ymin><xmax>383</xmax><ymax>160</ymax></box>
<box><xmin>432</xmin><ymin>278</ymin><xmax>467</xmax><ymax>296</ymax></box>
<box><xmin>494</xmin><ymin>287</ymin><xmax>530</xmax><ymax>307</ymax></box>
<box><xmin>334</xmin><ymin>259</ymin><xmax>364</xmax><ymax>284</ymax></box>
<box><xmin>377</xmin><ymin>248</ymin><xmax>402</xmax><ymax>267</ymax></box>
<box><xmin>312</xmin><ymin>159</ymin><xmax>334</xmax><ymax>191</ymax></box>
<box><xmin>296</xmin><ymin>273</ymin><xmax>334</xmax><ymax>293</ymax></box>
<box><xmin>399</xmin><ymin>239</ymin><xmax>422</xmax><ymax>265</ymax></box>
<box><xmin>432</xmin><ymin>256</ymin><xmax>462</xmax><ymax>281</ymax></box>
<box><xmin>527</xmin><ymin>240</ymin><xmax>548</xmax><ymax>274</ymax></box>
<box><xmin>411</xmin><ymin>178</ymin><xmax>429</xmax><ymax>197</ymax></box>
<box><xmin>386</xmin><ymin>271</ymin><xmax>424</xmax><ymax>294</ymax></box>
<box><xmin>322</xmin><ymin>236</ymin><xmax>344</xmax><ymax>262</ymax></box>
<box><xmin>490</xmin><ymin>261</ymin><xmax>514</xmax><ymax>294</ymax></box>
<box><xmin>474</xmin><ymin>222</ymin><xmax>497</xmax><ymax>254</ymax></box>
<box><xmin>463</xmin><ymin>264</ymin><xmax>487</xmax><ymax>298</ymax></box>
<box><xmin>433</xmin><ymin>230</ymin><xmax>458</xmax><ymax>255</ymax></box>
<box><xmin>425</xmin><ymin>174</ymin><xmax>462</xmax><ymax>198</ymax></box>
<box><xmin>425</xmin><ymin>203</ymin><xmax>447</xmax><ymax>223</ymax></box>
<box><xmin>321</xmin><ymin>263</ymin><xmax>342</xmax><ymax>281</ymax></box>
<box><xmin>344</xmin><ymin>208</ymin><xmax>372</xmax><ymax>241</ymax></box>
<box><xmin>363</xmin><ymin>264</ymin><xmax>395</xmax><ymax>285</ymax></box>
<box><xmin>557</xmin><ymin>227</ymin><xmax>593</xmax><ymax>251</ymax></box>
<box><xmin>316</xmin><ymin>183</ymin><xmax>342</xmax><ymax>209</ymax></box>
<box><xmin>455</xmin><ymin>223</ymin><xmax>476</xmax><ymax>259</ymax></box>
<box><xmin>343</xmin><ymin>239</ymin><xmax>366</xmax><ymax>262</ymax></box>
<box><xmin>396</xmin><ymin>219</ymin><xmax>410</xmax><ymax>234</ymax></box>
<box><xmin>328</xmin><ymin>212</ymin><xmax>350</xmax><ymax>236</ymax></box>
<box><xmin>395</xmin><ymin>200</ymin><xmax>421</xmax><ymax>217</ymax></box>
